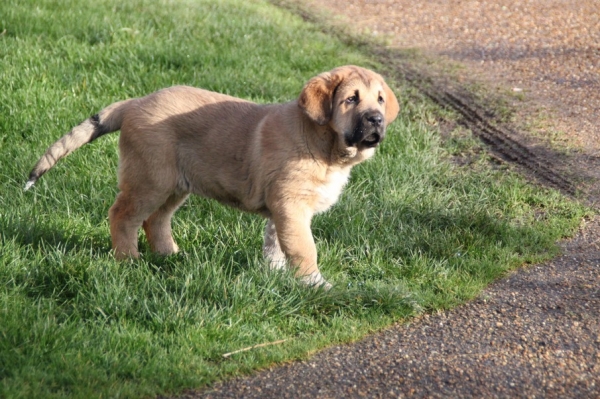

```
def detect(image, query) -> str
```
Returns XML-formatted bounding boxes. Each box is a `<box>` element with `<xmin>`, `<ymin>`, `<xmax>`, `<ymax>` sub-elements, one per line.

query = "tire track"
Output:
<box><xmin>393</xmin><ymin>62</ymin><xmax>578</xmax><ymax>196</ymax></box>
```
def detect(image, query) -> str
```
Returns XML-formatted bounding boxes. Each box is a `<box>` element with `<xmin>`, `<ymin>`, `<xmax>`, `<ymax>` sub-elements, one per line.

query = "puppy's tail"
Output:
<box><xmin>24</xmin><ymin>99</ymin><xmax>134</xmax><ymax>190</ymax></box>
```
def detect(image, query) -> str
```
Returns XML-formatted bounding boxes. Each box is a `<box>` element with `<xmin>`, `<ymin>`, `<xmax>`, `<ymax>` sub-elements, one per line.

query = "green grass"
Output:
<box><xmin>0</xmin><ymin>0</ymin><xmax>588</xmax><ymax>398</ymax></box>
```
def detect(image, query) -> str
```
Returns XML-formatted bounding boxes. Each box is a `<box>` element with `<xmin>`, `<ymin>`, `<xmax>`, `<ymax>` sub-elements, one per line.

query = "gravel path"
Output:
<box><xmin>193</xmin><ymin>220</ymin><xmax>600</xmax><ymax>398</ymax></box>
<box><xmin>182</xmin><ymin>1</ymin><xmax>600</xmax><ymax>397</ymax></box>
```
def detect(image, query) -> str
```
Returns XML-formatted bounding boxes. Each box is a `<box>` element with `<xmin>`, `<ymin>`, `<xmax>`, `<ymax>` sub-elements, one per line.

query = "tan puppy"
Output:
<box><xmin>25</xmin><ymin>65</ymin><xmax>399</xmax><ymax>288</ymax></box>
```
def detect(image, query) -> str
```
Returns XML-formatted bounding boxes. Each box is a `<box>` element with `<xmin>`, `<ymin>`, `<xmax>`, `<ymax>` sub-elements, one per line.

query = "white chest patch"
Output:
<box><xmin>314</xmin><ymin>169</ymin><xmax>351</xmax><ymax>214</ymax></box>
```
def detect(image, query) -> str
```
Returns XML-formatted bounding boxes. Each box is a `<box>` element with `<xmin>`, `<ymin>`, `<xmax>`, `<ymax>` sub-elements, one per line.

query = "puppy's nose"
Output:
<box><xmin>365</xmin><ymin>111</ymin><xmax>383</xmax><ymax>127</ymax></box>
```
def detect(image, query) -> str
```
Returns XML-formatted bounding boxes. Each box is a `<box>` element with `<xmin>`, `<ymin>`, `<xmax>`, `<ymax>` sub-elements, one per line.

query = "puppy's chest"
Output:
<box><xmin>313</xmin><ymin>169</ymin><xmax>351</xmax><ymax>213</ymax></box>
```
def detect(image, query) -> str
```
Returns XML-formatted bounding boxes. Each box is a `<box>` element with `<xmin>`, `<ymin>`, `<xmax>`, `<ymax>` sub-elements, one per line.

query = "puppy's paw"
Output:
<box><xmin>300</xmin><ymin>271</ymin><xmax>332</xmax><ymax>290</ymax></box>
<box><xmin>267</xmin><ymin>258</ymin><xmax>287</xmax><ymax>271</ymax></box>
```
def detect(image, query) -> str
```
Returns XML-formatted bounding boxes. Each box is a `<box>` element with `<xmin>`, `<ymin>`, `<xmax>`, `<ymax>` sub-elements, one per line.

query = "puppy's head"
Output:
<box><xmin>298</xmin><ymin>65</ymin><xmax>399</xmax><ymax>159</ymax></box>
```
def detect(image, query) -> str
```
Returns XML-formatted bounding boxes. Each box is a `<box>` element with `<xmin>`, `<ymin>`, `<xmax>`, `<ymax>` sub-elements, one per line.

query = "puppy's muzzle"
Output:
<box><xmin>360</xmin><ymin>111</ymin><xmax>385</xmax><ymax>148</ymax></box>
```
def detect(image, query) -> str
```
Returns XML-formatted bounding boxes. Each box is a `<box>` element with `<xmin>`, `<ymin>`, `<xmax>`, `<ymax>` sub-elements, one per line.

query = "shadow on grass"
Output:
<box><xmin>321</xmin><ymin>200</ymin><xmax>554</xmax><ymax>262</ymax></box>
<box><xmin>2</xmin><ymin>216</ymin><xmax>111</xmax><ymax>258</ymax></box>
<box><xmin>2</xmin><ymin>185</ymin><xmax>570</xmax><ymax>327</ymax></box>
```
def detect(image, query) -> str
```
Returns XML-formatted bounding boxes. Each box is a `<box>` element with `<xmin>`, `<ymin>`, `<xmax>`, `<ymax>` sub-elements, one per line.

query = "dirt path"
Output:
<box><xmin>320</xmin><ymin>0</ymin><xmax>600</xmax><ymax>204</ymax></box>
<box><xmin>332</xmin><ymin>0</ymin><xmax>600</xmax><ymax>150</ymax></box>
<box><xmin>180</xmin><ymin>1</ymin><xmax>600</xmax><ymax>397</ymax></box>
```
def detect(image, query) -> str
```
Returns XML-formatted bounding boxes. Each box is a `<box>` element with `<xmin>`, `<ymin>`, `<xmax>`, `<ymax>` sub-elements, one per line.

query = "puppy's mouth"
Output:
<box><xmin>361</xmin><ymin>132</ymin><xmax>381</xmax><ymax>148</ymax></box>
<box><xmin>344</xmin><ymin>117</ymin><xmax>386</xmax><ymax>149</ymax></box>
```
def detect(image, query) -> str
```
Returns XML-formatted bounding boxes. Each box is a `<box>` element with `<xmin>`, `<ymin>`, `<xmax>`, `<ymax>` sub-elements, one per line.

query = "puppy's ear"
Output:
<box><xmin>383</xmin><ymin>81</ymin><xmax>400</xmax><ymax>125</ymax></box>
<box><xmin>298</xmin><ymin>71</ymin><xmax>343</xmax><ymax>126</ymax></box>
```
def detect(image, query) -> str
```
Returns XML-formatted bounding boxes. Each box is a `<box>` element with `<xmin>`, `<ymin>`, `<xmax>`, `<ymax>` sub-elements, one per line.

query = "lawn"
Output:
<box><xmin>0</xmin><ymin>0</ymin><xmax>587</xmax><ymax>397</ymax></box>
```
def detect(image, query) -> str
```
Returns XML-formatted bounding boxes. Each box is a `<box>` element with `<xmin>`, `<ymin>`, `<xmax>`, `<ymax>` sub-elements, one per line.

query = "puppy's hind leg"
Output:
<box><xmin>143</xmin><ymin>192</ymin><xmax>189</xmax><ymax>255</ymax></box>
<box><xmin>109</xmin><ymin>190</ymin><xmax>171</xmax><ymax>260</ymax></box>
<box><xmin>109</xmin><ymin>191</ymin><xmax>145</xmax><ymax>259</ymax></box>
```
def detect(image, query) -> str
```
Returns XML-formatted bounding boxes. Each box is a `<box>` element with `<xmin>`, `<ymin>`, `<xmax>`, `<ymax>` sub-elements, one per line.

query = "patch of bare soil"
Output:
<box><xmin>176</xmin><ymin>1</ymin><xmax>600</xmax><ymax>397</ymax></box>
<box><xmin>325</xmin><ymin>1</ymin><xmax>599</xmax><ymax>140</ymax></box>
<box><xmin>321</xmin><ymin>0</ymin><xmax>600</xmax><ymax>204</ymax></box>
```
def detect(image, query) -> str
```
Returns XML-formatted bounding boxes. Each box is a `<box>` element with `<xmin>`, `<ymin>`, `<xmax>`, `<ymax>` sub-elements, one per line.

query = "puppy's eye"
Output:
<box><xmin>378</xmin><ymin>96</ymin><xmax>385</xmax><ymax>104</ymax></box>
<box><xmin>345</xmin><ymin>96</ymin><xmax>357</xmax><ymax>104</ymax></box>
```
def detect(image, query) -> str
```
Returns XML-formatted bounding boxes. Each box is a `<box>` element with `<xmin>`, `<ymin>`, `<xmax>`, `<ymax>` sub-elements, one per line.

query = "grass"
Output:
<box><xmin>0</xmin><ymin>0</ymin><xmax>588</xmax><ymax>397</ymax></box>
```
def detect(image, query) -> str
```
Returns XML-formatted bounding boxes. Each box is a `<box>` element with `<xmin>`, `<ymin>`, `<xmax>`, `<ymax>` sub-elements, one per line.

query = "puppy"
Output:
<box><xmin>25</xmin><ymin>65</ymin><xmax>399</xmax><ymax>288</ymax></box>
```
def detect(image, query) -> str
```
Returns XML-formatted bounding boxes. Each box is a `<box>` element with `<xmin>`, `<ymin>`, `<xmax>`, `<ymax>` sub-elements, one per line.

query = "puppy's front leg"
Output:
<box><xmin>263</xmin><ymin>219</ymin><xmax>286</xmax><ymax>270</ymax></box>
<box><xmin>270</xmin><ymin>208</ymin><xmax>331</xmax><ymax>289</ymax></box>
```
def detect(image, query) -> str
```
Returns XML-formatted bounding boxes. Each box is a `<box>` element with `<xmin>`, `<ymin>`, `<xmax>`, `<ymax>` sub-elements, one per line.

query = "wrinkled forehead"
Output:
<box><xmin>336</xmin><ymin>70</ymin><xmax>384</xmax><ymax>95</ymax></box>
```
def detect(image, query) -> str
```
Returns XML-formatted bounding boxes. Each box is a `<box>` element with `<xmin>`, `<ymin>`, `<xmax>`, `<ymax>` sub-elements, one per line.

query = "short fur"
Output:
<box><xmin>26</xmin><ymin>66</ymin><xmax>399</xmax><ymax>288</ymax></box>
